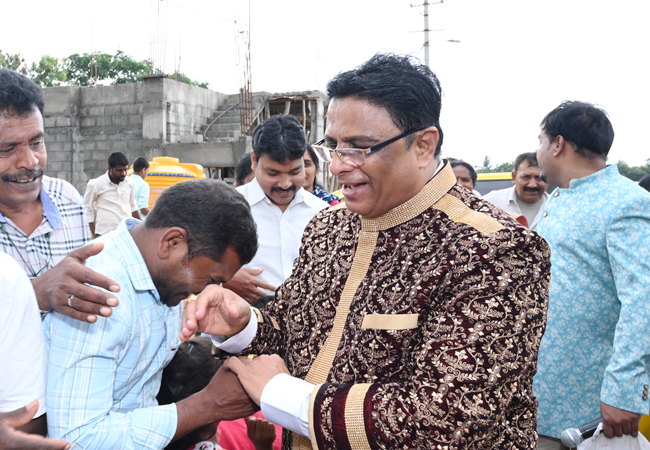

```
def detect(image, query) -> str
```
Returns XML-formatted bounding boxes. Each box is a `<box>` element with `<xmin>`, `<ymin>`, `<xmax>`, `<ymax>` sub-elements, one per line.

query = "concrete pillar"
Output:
<box><xmin>142</xmin><ymin>76</ymin><xmax>166</xmax><ymax>142</ymax></box>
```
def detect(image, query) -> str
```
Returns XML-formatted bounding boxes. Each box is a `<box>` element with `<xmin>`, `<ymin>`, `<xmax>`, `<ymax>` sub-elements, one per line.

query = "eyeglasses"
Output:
<box><xmin>311</xmin><ymin>129</ymin><xmax>419</xmax><ymax>167</ymax></box>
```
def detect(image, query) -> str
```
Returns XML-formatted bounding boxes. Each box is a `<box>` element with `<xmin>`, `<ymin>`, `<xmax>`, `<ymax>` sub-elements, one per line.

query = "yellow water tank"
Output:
<box><xmin>136</xmin><ymin>157</ymin><xmax>207</xmax><ymax>209</ymax></box>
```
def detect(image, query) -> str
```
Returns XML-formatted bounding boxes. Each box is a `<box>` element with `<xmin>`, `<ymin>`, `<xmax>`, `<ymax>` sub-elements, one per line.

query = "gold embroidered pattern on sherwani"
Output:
<box><xmin>242</xmin><ymin>163</ymin><xmax>550</xmax><ymax>450</ymax></box>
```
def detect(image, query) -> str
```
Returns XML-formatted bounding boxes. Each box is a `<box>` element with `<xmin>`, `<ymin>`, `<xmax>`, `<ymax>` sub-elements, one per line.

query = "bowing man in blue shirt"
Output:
<box><xmin>44</xmin><ymin>179</ymin><xmax>260</xmax><ymax>450</ymax></box>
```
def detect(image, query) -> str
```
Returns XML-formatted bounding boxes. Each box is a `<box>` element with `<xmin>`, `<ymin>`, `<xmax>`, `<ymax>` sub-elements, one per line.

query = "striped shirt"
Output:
<box><xmin>0</xmin><ymin>176</ymin><xmax>90</xmax><ymax>279</ymax></box>
<box><xmin>44</xmin><ymin>218</ymin><xmax>181</xmax><ymax>449</ymax></box>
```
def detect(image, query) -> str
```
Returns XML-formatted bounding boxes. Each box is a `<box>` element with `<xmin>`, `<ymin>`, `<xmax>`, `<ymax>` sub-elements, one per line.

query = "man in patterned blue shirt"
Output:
<box><xmin>44</xmin><ymin>179</ymin><xmax>260</xmax><ymax>449</ymax></box>
<box><xmin>534</xmin><ymin>101</ymin><xmax>650</xmax><ymax>448</ymax></box>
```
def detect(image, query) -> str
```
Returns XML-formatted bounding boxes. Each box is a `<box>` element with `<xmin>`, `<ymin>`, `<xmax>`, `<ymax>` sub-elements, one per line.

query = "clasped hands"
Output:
<box><xmin>181</xmin><ymin>284</ymin><xmax>289</xmax><ymax>406</ymax></box>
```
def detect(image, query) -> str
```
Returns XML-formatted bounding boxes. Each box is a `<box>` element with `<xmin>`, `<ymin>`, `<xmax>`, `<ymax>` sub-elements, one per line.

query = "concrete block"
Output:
<box><xmin>180</xmin><ymin>134</ymin><xmax>204</xmax><ymax>144</ymax></box>
<box><xmin>93</xmin><ymin>133</ymin><xmax>108</xmax><ymax>141</ymax></box>
<box><xmin>42</xmin><ymin>86</ymin><xmax>80</xmax><ymax>115</ymax></box>
<box><xmin>55</xmin><ymin>117</ymin><xmax>71</xmax><ymax>127</ymax></box>
<box><xmin>63</xmin><ymin>142</ymin><xmax>73</xmax><ymax>152</ymax></box>
<box><xmin>97</xmin><ymin>116</ymin><xmax>112</xmax><ymax>127</ymax></box>
<box><xmin>93</xmin><ymin>150</ymin><xmax>107</xmax><ymax>160</ymax></box>
<box><xmin>81</xmin><ymin>117</ymin><xmax>96</xmax><ymax>127</ymax></box>
<box><xmin>105</xmin><ymin>105</ymin><xmax>121</xmax><ymax>116</ymax></box>
<box><xmin>44</xmin><ymin>117</ymin><xmax>56</xmax><ymax>128</ymax></box>
<box><xmin>50</xmin><ymin>152</ymin><xmax>71</xmax><ymax>163</ymax></box>
<box><xmin>95</xmin><ymin>141</ymin><xmax>112</xmax><ymax>152</ymax></box>
<box><xmin>47</xmin><ymin>161</ymin><xmax>65</xmax><ymax>172</ymax></box>
<box><xmin>128</xmin><ymin>114</ymin><xmax>143</xmax><ymax>125</ymax></box>
<box><xmin>112</xmin><ymin>115</ymin><xmax>129</xmax><ymax>126</ymax></box>
<box><xmin>46</xmin><ymin>142</ymin><xmax>63</xmax><ymax>152</ymax></box>
<box><xmin>87</xmin><ymin>106</ymin><xmax>105</xmax><ymax>116</ymax></box>
<box><xmin>56</xmin><ymin>172</ymin><xmax>71</xmax><ymax>181</ymax></box>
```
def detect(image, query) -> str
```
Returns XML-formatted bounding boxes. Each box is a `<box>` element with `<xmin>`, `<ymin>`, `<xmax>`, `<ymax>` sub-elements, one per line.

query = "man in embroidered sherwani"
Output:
<box><xmin>181</xmin><ymin>54</ymin><xmax>551</xmax><ymax>450</ymax></box>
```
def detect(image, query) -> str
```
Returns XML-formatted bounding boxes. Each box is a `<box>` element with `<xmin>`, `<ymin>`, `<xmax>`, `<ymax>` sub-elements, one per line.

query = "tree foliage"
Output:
<box><xmin>30</xmin><ymin>55</ymin><xmax>67</xmax><ymax>87</ymax></box>
<box><xmin>170</xmin><ymin>71</ymin><xmax>209</xmax><ymax>89</ymax></box>
<box><xmin>476</xmin><ymin>156</ymin><xmax>514</xmax><ymax>173</ymax></box>
<box><xmin>66</xmin><ymin>50</ymin><xmax>149</xmax><ymax>86</ymax></box>
<box><xmin>617</xmin><ymin>159</ymin><xmax>650</xmax><ymax>181</ymax></box>
<box><xmin>1</xmin><ymin>49</ymin><xmax>210</xmax><ymax>88</ymax></box>
<box><xmin>0</xmin><ymin>49</ymin><xmax>29</xmax><ymax>74</ymax></box>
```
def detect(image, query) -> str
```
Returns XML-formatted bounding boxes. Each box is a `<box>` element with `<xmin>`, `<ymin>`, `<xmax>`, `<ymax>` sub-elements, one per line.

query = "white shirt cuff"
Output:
<box><xmin>210</xmin><ymin>306</ymin><xmax>258</xmax><ymax>354</ymax></box>
<box><xmin>260</xmin><ymin>373</ymin><xmax>314</xmax><ymax>438</ymax></box>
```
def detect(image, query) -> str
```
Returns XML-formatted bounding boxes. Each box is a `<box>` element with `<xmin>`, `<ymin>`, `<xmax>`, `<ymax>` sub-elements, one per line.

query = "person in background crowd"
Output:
<box><xmin>83</xmin><ymin>151</ymin><xmax>139</xmax><ymax>237</ymax></box>
<box><xmin>224</xmin><ymin>115</ymin><xmax>327</xmax><ymax>303</ymax></box>
<box><xmin>0</xmin><ymin>68</ymin><xmax>119</xmax><ymax>324</ymax></box>
<box><xmin>450</xmin><ymin>159</ymin><xmax>478</xmax><ymax>193</ymax></box>
<box><xmin>131</xmin><ymin>156</ymin><xmax>151</xmax><ymax>218</ymax></box>
<box><xmin>639</xmin><ymin>174</ymin><xmax>650</xmax><ymax>192</ymax></box>
<box><xmin>236</xmin><ymin>153</ymin><xmax>255</xmax><ymax>187</ymax></box>
<box><xmin>483</xmin><ymin>151</ymin><xmax>549</xmax><ymax>230</ymax></box>
<box><xmin>303</xmin><ymin>144</ymin><xmax>340</xmax><ymax>206</ymax></box>
<box><xmin>534</xmin><ymin>101</ymin><xmax>650</xmax><ymax>448</ymax></box>
<box><xmin>182</xmin><ymin>53</ymin><xmax>550</xmax><ymax>450</ymax></box>
<box><xmin>45</xmin><ymin>180</ymin><xmax>260</xmax><ymax>449</ymax></box>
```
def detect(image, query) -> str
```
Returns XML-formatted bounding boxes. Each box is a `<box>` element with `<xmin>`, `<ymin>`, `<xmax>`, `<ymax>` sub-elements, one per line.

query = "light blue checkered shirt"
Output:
<box><xmin>44</xmin><ymin>219</ymin><xmax>182</xmax><ymax>449</ymax></box>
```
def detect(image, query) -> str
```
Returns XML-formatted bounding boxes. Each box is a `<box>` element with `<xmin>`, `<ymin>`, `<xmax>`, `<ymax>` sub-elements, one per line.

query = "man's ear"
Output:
<box><xmin>157</xmin><ymin>227</ymin><xmax>188</xmax><ymax>260</ymax></box>
<box><xmin>511</xmin><ymin>170</ymin><xmax>516</xmax><ymax>182</ymax></box>
<box><xmin>415</xmin><ymin>126</ymin><xmax>439</xmax><ymax>169</ymax></box>
<box><xmin>250</xmin><ymin>151</ymin><xmax>257</xmax><ymax>170</ymax></box>
<box><xmin>554</xmin><ymin>135</ymin><xmax>568</xmax><ymax>157</ymax></box>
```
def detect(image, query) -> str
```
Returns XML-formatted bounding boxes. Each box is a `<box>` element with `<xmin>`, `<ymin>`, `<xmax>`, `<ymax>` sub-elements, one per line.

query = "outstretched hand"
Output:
<box><xmin>223</xmin><ymin>268</ymin><xmax>276</xmax><ymax>304</ymax></box>
<box><xmin>31</xmin><ymin>242</ymin><xmax>120</xmax><ymax>323</ymax></box>
<box><xmin>0</xmin><ymin>401</ymin><xmax>70</xmax><ymax>450</ymax></box>
<box><xmin>179</xmin><ymin>284</ymin><xmax>251</xmax><ymax>341</ymax></box>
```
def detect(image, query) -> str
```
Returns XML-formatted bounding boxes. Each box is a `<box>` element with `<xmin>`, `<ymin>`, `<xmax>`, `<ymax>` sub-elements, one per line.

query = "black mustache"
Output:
<box><xmin>272</xmin><ymin>186</ymin><xmax>296</xmax><ymax>193</ymax></box>
<box><xmin>524</xmin><ymin>187</ymin><xmax>541</xmax><ymax>192</ymax></box>
<box><xmin>2</xmin><ymin>168</ymin><xmax>44</xmax><ymax>182</ymax></box>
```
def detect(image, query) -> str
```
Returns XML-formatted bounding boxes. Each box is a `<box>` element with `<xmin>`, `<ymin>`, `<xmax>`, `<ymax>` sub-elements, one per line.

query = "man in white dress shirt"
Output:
<box><xmin>224</xmin><ymin>115</ymin><xmax>328</xmax><ymax>302</ymax></box>
<box><xmin>482</xmin><ymin>151</ymin><xmax>549</xmax><ymax>230</ymax></box>
<box><xmin>83</xmin><ymin>151</ymin><xmax>139</xmax><ymax>237</ymax></box>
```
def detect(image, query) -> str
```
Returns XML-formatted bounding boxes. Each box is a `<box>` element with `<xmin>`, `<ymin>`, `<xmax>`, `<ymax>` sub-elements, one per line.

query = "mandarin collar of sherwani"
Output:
<box><xmin>360</xmin><ymin>160</ymin><xmax>456</xmax><ymax>232</ymax></box>
<box><xmin>567</xmin><ymin>163</ymin><xmax>619</xmax><ymax>190</ymax></box>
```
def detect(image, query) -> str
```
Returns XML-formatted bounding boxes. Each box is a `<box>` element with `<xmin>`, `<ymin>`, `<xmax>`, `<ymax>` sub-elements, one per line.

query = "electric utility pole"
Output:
<box><xmin>410</xmin><ymin>1</ymin><xmax>458</xmax><ymax>67</ymax></box>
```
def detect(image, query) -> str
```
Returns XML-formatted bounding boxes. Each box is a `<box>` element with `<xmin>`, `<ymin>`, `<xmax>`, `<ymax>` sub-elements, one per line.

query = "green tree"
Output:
<box><xmin>170</xmin><ymin>71</ymin><xmax>210</xmax><ymax>89</ymax></box>
<box><xmin>66</xmin><ymin>50</ymin><xmax>148</xmax><ymax>86</ymax></box>
<box><xmin>0</xmin><ymin>49</ymin><xmax>28</xmax><ymax>74</ymax></box>
<box><xmin>494</xmin><ymin>161</ymin><xmax>514</xmax><ymax>172</ymax></box>
<box><xmin>30</xmin><ymin>55</ymin><xmax>67</xmax><ymax>87</ymax></box>
<box><xmin>617</xmin><ymin>159</ymin><xmax>650</xmax><ymax>181</ymax></box>
<box><xmin>476</xmin><ymin>156</ymin><xmax>514</xmax><ymax>173</ymax></box>
<box><xmin>476</xmin><ymin>156</ymin><xmax>493</xmax><ymax>173</ymax></box>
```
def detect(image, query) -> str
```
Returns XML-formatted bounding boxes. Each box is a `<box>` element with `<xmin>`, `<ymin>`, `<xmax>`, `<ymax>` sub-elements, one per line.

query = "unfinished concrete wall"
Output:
<box><xmin>42</xmin><ymin>78</ymin><xmax>226</xmax><ymax>194</ymax></box>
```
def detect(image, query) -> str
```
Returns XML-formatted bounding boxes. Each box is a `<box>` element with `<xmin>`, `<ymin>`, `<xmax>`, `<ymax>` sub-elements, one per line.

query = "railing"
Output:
<box><xmin>203</xmin><ymin>94</ymin><xmax>267</xmax><ymax>142</ymax></box>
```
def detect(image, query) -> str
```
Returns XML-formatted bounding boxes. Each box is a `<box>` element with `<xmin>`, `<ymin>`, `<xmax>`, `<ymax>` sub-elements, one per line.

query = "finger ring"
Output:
<box><xmin>246</xmin><ymin>354</ymin><xmax>258</xmax><ymax>360</ymax></box>
<box><xmin>184</xmin><ymin>294</ymin><xmax>197</xmax><ymax>306</ymax></box>
<box><xmin>67</xmin><ymin>294</ymin><xmax>75</xmax><ymax>308</ymax></box>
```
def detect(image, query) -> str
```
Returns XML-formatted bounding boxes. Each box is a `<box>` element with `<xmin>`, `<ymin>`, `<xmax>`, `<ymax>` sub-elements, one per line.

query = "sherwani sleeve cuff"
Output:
<box><xmin>600</xmin><ymin>374</ymin><xmax>650</xmax><ymax>416</ymax></box>
<box><xmin>210</xmin><ymin>306</ymin><xmax>257</xmax><ymax>354</ymax></box>
<box><xmin>260</xmin><ymin>373</ymin><xmax>313</xmax><ymax>438</ymax></box>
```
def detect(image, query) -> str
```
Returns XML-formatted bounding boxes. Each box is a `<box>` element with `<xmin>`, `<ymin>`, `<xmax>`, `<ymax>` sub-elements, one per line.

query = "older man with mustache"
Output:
<box><xmin>483</xmin><ymin>151</ymin><xmax>550</xmax><ymax>230</ymax></box>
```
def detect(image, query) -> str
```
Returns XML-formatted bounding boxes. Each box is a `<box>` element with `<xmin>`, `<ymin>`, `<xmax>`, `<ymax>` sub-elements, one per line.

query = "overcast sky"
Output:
<box><xmin>2</xmin><ymin>0</ymin><xmax>649</xmax><ymax>167</ymax></box>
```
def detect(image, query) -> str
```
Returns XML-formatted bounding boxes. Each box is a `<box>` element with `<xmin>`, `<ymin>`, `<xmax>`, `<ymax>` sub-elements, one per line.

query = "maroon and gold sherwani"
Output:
<box><xmin>247</xmin><ymin>163</ymin><xmax>550</xmax><ymax>449</ymax></box>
